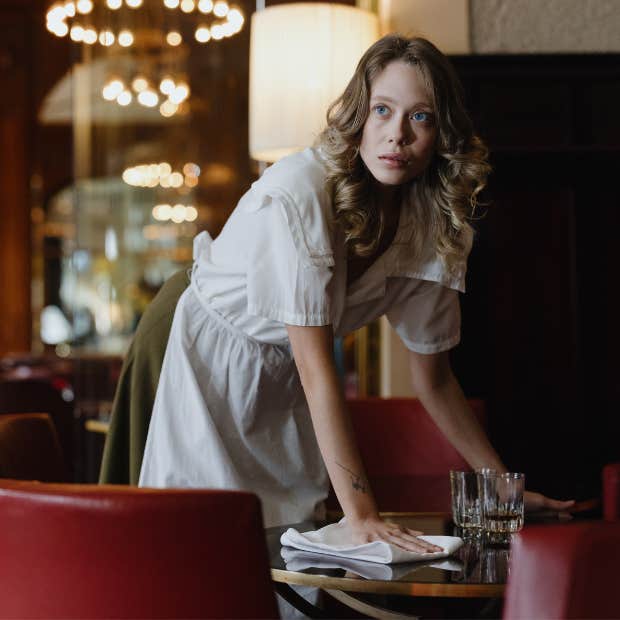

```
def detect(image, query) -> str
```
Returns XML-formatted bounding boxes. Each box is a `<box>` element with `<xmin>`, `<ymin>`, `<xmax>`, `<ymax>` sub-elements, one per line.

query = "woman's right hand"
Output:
<box><xmin>347</xmin><ymin>515</ymin><xmax>443</xmax><ymax>553</ymax></box>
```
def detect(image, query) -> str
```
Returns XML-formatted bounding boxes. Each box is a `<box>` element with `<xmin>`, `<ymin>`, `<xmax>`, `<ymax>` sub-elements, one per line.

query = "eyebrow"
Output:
<box><xmin>370</xmin><ymin>94</ymin><xmax>433</xmax><ymax>108</ymax></box>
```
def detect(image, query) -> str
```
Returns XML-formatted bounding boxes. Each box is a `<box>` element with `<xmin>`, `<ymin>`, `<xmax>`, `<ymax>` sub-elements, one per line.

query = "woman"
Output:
<box><xmin>139</xmin><ymin>35</ymin><xmax>572</xmax><ymax>551</ymax></box>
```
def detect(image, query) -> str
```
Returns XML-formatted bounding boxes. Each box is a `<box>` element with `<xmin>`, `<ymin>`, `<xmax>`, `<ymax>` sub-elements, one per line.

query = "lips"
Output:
<box><xmin>379</xmin><ymin>153</ymin><xmax>410</xmax><ymax>167</ymax></box>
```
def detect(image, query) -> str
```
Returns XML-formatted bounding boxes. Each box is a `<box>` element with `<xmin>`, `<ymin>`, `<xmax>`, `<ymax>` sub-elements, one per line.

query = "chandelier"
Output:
<box><xmin>46</xmin><ymin>1</ymin><xmax>245</xmax><ymax>47</ymax></box>
<box><xmin>46</xmin><ymin>1</ymin><xmax>245</xmax><ymax>117</ymax></box>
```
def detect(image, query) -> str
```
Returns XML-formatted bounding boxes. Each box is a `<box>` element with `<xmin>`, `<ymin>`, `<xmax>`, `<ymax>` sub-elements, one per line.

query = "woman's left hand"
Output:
<box><xmin>524</xmin><ymin>490</ymin><xmax>575</xmax><ymax>517</ymax></box>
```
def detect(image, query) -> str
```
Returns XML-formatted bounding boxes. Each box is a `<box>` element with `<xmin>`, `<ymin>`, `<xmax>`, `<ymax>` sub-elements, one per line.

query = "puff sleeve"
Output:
<box><xmin>245</xmin><ymin>196</ymin><xmax>334</xmax><ymax>326</ymax></box>
<box><xmin>386</xmin><ymin>280</ymin><xmax>461</xmax><ymax>354</ymax></box>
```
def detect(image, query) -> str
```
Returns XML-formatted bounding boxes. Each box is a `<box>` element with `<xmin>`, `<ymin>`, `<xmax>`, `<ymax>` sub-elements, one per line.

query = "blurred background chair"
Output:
<box><xmin>0</xmin><ymin>481</ymin><xmax>279</xmax><ymax>619</ymax></box>
<box><xmin>0</xmin><ymin>378</ymin><xmax>74</xmax><ymax>476</ymax></box>
<box><xmin>603</xmin><ymin>462</ymin><xmax>620</xmax><ymax>521</ymax></box>
<box><xmin>327</xmin><ymin>397</ymin><xmax>486</xmax><ymax>513</ymax></box>
<box><xmin>503</xmin><ymin>521</ymin><xmax>620</xmax><ymax>620</ymax></box>
<box><xmin>0</xmin><ymin>413</ymin><xmax>68</xmax><ymax>482</ymax></box>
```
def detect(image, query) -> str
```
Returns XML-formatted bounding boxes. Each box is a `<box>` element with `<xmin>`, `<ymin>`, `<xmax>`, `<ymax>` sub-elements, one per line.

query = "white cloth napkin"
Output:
<box><xmin>280</xmin><ymin>519</ymin><xmax>464</xmax><ymax>564</ymax></box>
<box><xmin>281</xmin><ymin>547</ymin><xmax>464</xmax><ymax>580</ymax></box>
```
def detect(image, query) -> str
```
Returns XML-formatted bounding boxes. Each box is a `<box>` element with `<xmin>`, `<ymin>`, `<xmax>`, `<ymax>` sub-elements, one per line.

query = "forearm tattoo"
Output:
<box><xmin>336</xmin><ymin>461</ymin><xmax>368</xmax><ymax>493</ymax></box>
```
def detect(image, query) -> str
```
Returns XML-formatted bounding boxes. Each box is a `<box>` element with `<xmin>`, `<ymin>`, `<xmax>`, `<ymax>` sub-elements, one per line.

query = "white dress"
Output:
<box><xmin>139</xmin><ymin>148</ymin><xmax>470</xmax><ymax>527</ymax></box>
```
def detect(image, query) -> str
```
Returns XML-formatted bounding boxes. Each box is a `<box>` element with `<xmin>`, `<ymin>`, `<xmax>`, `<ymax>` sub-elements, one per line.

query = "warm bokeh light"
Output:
<box><xmin>76</xmin><ymin>0</ymin><xmax>93</xmax><ymax>14</ymax></box>
<box><xmin>198</xmin><ymin>0</ymin><xmax>213</xmax><ymax>13</ymax></box>
<box><xmin>213</xmin><ymin>0</ymin><xmax>228</xmax><ymax>18</ymax></box>
<box><xmin>126</xmin><ymin>0</ymin><xmax>143</xmax><ymax>7</ymax></box>
<box><xmin>164</xmin><ymin>0</ymin><xmax>180</xmax><ymax>7</ymax></box>
<box><xmin>195</xmin><ymin>26</ymin><xmax>210</xmax><ymax>42</ymax></box>
<box><xmin>166</xmin><ymin>30</ymin><xmax>182</xmax><ymax>46</ymax></box>
<box><xmin>180</xmin><ymin>0</ymin><xmax>195</xmax><ymax>13</ymax></box>
<box><xmin>137</xmin><ymin>89</ymin><xmax>159</xmax><ymax>107</ymax></box>
<box><xmin>69</xmin><ymin>25</ymin><xmax>84</xmax><ymax>41</ymax></box>
<box><xmin>116</xmin><ymin>90</ymin><xmax>132</xmax><ymax>106</ymax></box>
<box><xmin>99</xmin><ymin>30</ymin><xmax>115</xmax><ymax>45</ymax></box>
<box><xmin>160</xmin><ymin>100</ymin><xmax>178</xmax><ymax>117</ymax></box>
<box><xmin>159</xmin><ymin>77</ymin><xmax>175</xmax><ymax>95</ymax></box>
<box><xmin>132</xmin><ymin>76</ymin><xmax>149</xmax><ymax>92</ymax></box>
<box><xmin>118</xmin><ymin>29</ymin><xmax>134</xmax><ymax>46</ymax></box>
<box><xmin>106</xmin><ymin>0</ymin><xmax>122</xmax><ymax>9</ymax></box>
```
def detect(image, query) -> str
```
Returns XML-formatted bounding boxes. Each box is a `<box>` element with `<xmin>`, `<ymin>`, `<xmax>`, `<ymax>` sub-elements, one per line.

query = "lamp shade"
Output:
<box><xmin>249</xmin><ymin>2</ymin><xmax>379</xmax><ymax>163</ymax></box>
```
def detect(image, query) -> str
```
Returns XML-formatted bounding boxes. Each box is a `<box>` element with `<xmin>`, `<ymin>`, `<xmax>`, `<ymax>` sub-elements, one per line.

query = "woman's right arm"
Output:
<box><xmin>286</xmin><ymin>323</ymin><xmax>441</xmax><ymax>553</ymax></box>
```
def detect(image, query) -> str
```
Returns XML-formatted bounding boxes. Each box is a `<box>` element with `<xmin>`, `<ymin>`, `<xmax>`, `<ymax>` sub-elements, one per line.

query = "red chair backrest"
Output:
<box><xmin>0</xmin><ymin>413</ymin><xmax>68</xmax><ymax>482</ymax></box>
<box><xmin>347</xmin><ymin>398</ymin><xmax>485</xmax><ymax>476</ymax></box>
<box><xmin>503</xmin><ymin>521</ymin><xmax>620</xmax><ymax>620</ymax></box>
<box><xmin>0</xmin><ymin>481</ymin><xmax>279</xmax><ymax>619</ymax></box>
<box><xmin>603</xmin><ymin>463</ymin><xmax>620</xmax><ymax>521</ymax></box>
<box><xmin>326</xmin><ymin>398</ymin><xmax>486</xmax><ymax>512</ymax></box>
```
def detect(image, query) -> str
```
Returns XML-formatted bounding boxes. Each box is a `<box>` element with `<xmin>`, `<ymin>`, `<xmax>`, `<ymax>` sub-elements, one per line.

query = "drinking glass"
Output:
<box><xmin>478</xmin><ymin>471</ymin><xmax>525</xmax><ymax>544</ymax></box>
<box><xmin>450</xmin><ymin>470</ymin><xmax>481</xmax><ymax>531</ymax></box>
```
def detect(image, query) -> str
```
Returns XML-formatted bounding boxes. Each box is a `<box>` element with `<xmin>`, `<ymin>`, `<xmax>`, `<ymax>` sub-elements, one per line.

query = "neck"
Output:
<box><xmin>371</xmin><ymin>181</ymin><xmax>402</xmax><ymax>212</ymax></box>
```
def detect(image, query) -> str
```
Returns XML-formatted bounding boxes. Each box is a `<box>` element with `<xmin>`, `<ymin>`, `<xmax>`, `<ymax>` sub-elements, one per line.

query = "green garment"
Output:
<box><xmin>99</xmin><ymin>268</ymin><xmax>190</xmax><ymax>484</ymax></box>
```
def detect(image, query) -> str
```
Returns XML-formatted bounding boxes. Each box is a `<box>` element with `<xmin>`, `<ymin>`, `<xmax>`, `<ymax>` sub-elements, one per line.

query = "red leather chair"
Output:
<box><xmin>503</xmin><ymin>521</ymin><xmax>620</xmax><ymax>620</ymax></box>
<box><xmin>0</xmin><ymin>481</ymin><xmax>279</xmax><ymax>619</ymax></box>
<box><xmin>327</xmin><ymin>397</ymin><xmax>486</xmax><ymax>512</ymax></box>
<box><xmin>603</xmin><ymin>463</ymin><xmax>620</xmax><ymax>521</ymax></box>
<box><xmin>0</xmin><ymin>413</ymin><xmax>68</xmax><ymax>482</ymax></box>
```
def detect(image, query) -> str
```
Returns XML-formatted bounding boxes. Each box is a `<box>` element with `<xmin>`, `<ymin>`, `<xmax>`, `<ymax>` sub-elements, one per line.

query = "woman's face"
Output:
<box><xmin>359</xmin><ymin>60</ymin><xmax>438</xmax><ymax>187</ymax></box>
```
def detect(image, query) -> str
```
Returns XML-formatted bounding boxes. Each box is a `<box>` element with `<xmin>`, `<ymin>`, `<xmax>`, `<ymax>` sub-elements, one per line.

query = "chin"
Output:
<box><xmin>369</xmin><ymin>168</ymin><xmax>414</xmax><ymax>187</ymax></box>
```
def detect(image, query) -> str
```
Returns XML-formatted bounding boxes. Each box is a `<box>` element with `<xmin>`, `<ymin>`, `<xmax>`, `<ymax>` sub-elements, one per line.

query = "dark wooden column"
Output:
<box><xmin>0</xmin><ymin>6</ymin><xmax>31</xmax><ymax>355</ymax></box>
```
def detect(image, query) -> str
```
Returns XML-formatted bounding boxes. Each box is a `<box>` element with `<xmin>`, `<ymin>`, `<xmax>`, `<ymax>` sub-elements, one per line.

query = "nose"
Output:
<box><xmin>388</xmin><ymin>114</ymin><xmax>414</xmax><ymax>146</ymax></box>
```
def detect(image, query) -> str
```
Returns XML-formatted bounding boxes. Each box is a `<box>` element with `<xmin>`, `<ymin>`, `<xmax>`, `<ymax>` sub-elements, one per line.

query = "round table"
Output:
<box><xmin>267</xmin><ymin>513</ymin><xmax>507</xmax><ymax>619</ymax></box>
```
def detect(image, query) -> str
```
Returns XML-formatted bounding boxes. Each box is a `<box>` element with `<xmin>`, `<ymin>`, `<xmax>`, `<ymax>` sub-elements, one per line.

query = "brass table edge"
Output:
<box><xmin>271</xmin><ymin>568</ymin><xmax>504</xmax><ymax>599</ymax></box>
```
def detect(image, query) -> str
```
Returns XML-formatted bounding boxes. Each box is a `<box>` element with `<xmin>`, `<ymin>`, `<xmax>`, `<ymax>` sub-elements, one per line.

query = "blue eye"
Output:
<box><xmin>411</xmin><ymin>111</ymin><xmax>431</xmax><ymax>122</ymax></box>
<box><xmin>374</xmin><ymin>105</ymin><xmax>389</xmax><ymax>116</ymax></box>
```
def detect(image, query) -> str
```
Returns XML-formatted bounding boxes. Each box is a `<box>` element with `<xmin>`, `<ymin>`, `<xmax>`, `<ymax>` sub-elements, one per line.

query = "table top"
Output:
<box><xmin>267</xmin><ymin>513</ymin><xmax>507</xmax><ymax>598</ymax></box>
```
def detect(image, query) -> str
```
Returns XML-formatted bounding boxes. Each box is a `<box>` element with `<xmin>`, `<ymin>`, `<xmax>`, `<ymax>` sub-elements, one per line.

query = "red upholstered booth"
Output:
<box><xmin>327</xmin><ymin>398</ymin><xmax>486</xmax><ymax>513</ymax></box>
<box><xmin>0</xmin><ymin>481</ymin><xmax>279</xmax><ymax>619</ymax></box>
<box><xmin>603</xmin><ymin>462</ymin><xmax>620</xmax><ymax>521</ymax></box>
<box><xmin>503</xmin><ymin>521</ymin><xmax>620</xmax><ymax>620</ymax></box>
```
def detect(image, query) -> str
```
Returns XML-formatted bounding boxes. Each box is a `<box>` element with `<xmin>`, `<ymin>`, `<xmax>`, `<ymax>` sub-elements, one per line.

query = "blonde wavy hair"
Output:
<box><xmin>316</xmin><ymin>34</ymin><xmax>490</xmax><ymax>266</ymax></box>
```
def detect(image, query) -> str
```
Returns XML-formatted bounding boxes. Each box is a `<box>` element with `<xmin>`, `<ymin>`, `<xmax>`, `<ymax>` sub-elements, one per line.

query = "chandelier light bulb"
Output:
<box><xmin>117</xmin><ymin>90</ymin><xmax>132</xmax><ymax>106</ymax></box>
<box><xmin>195</xmin><ymin>26</ymin><xmax>210</xmax><ymax>42</ymax></box>
<box><xmin>171</xmin><ymin>204</ymin><xmax>186</xmax><ymax>223</ymax></box>
<box><xmin>166</xmin><ymin>31</ymin><xmax>182</xmax><ymax>46</ymax></box>
<box><xmin>118</xmin><ymin>29</ymin><xmax>134</xmax><ymax>46</ymax></box>
<box><xmin>76</xmin><ymin>0</ymin><xmax>93</xmax><ymax>14</ymax></box>
<box><xmin>221</xmin><ymin>22</ymin><xmax>234</xmax><ymax>37</ymax></box>
<box><xmin>169</xmin><ymin>172</ymin><xmax>184</xmax><ymax>188</ymax></box>
<box><xmin>159</xmin><ymin>100</ymin><xmax>178</xmax><ymax>117</ymax></box>
<box><xmin>185</xmin><ymin>206</ymin><xmax>198</xmax><ymax>222</ymax></box>
<box><xmin>180</xmin><ymin>0</ymin><xmax>195</xmax><ymax>12</ymax></box>
<box><xmin>213</xmin><ymin>0</ymin><xmax>228</xmax><ymax>17</ymax></box>
<box><xmin>99</xmin><ymin>30</ymin><xmax>115</xmax><ymax>45</ymax></box>
<box><xmin>126</xmin><ymin>0</ymin><xmax>143</xmax><ymax>7</ymax></box>
<box><xmin>132</xmin><ymin>76</ymin><xmax>149</xmax><ymax>92</ymax></box>
<box><xmin>51</xmin><ymin>22</ymin><xmax>69</xmax><ymax>37</ymax></box>
<box><xmin>159</xmin><ymin>77</ymin><xmax>175</xmax><ymax>95</ymax></box>
<box><xmin>210</xmin><ymin>24</ymin><xmax>224</xmax><ymax>40</ymax></box>
<box><xmin>69</xmin><ymin>25</ymin><xmax>84</xmax><ymax>41</ymax></box>
<box><xmin>64</xmin><ymin>1</ymin><xmax>76</xmax><ymax>17</ymax></box>
<box><xmin>106</xmin><ymin>0</ymin><xmax>122</xmax><ymax>8</ymax></box>
<box><xmin>83</xmin><ymin>28</ymin><xmax>97</xmax><ymax>44</ymax></box>
<box><xmin>138</xmin><ymin>89</ymin><xmax>159</xmax><ymax>107</ymax></box>
<box><xmin>198</xmin><ymin>0</ymin><xmax>213</xmax><ymax>13</ymax></box>
<box><xmin>163</xmin><ymin>0</ymin><xmax>180</xmax><ymax>8</ymax></box>
<box><xmin>183</xmin><ymin>162</ymin><xmax>200</xmax><ymax>177</ymax></box>
<box><xmin>102</xmin><ymin>79</ymin><xmax>124</xmax><ymax>100</ymax></box>
<box><xmin>227</xmin><ymin>8</ymin><xmax>243</xmax><ymax>28</ymax></box>
<box><xmin>169</xmin><ymin>83</ymin><xmax>189</xmax><ymax>104</ymax></box>
<box><xmin>158</xmin><ymin>162</ymin><xmax>172</xmax><ymax>176</ymax></box>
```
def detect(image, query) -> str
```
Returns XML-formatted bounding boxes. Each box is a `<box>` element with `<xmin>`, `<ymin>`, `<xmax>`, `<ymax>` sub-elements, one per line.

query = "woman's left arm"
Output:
<box><xmin>408</xmin><ymin>349</ymin><xmax>575</xmax><ymax>514</ymax></box>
